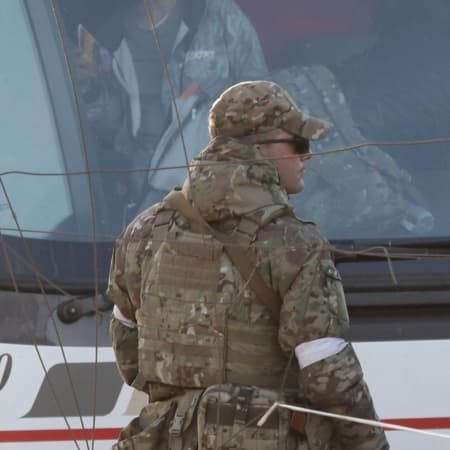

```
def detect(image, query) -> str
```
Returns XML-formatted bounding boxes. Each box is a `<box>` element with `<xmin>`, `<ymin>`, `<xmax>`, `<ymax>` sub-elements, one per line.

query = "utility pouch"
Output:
<box><xmin>112</xmin><ymin>390</ymin><xmax>202</xmax><ymax>450</ymax></box>
<box><xmin>169</xmin><ymin>390</ymin><xmax>203</xmax><ymax>450</ymax></box>
<box><xmin>112</xmin><ymin>399</ymin><xmax>175</xmax><ymax>450</ymax></box>
<box><xmin>198</xmin><ymin>385</ymin><xmax>284</xmax><ymax>450</ymax></box>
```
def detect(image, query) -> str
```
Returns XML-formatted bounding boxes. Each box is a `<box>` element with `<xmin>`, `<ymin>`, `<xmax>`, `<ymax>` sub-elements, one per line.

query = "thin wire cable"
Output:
<box><xmin>258</xmin><ymin>402</ymin><xmax>450</xmax><ymax>440</ymax></box>
<box><xmin>0</xmin><ymin>233</ymin><xmax>18</xmax><ymax>292</ymax></box>
<box><xmin>213</xmin><ymin>410</ymin><xmax>271</xmax><ymax>449</ymax></box>
<box><xmin>329</xmin><ymin>244</ymin><xmax>450</xmax><ymax>261</ymax></box>
<box><xmin>143</xmin><ymin>1</ymin><xmax>193</xmax><ymax>189</ymax></box>
<box><xmin>314</xmin><ymin>136</ymin><xmax>450</xmax><ymax>158</ymax></box>
<box><xmin>50</xmin><ymin>4</ymin><xmax>101</xmax><ymax>447</ymax></box>
<box><xmin>0</xmin><ymin>230</ymin><xmax>82</xmax><ymax>450</ymax></box>
<box><xmin>3</xmin><ymin>221</ymin><xmax>450</xmax><ymax>303</ymax></box>
<box><xmin>2</xmin><ymin>220</ymin><xmax>450</xmax><ymax>258</ymax></box>
<box><xmin>32</xmin><ymin>0</ymin><xmax>103</xmax><ymax>442</ymax></box>
<box><xmin>8</xmin><ymin>2</ymin><xmax>450</xmax><ymax>447</ymax></box>
<box><xmin>3</xmin><ymin>223</ymin><xmax>450</xmax><ymax>259</ymax></box>
<box><xmin>1</xmin><ymin>136</ymin><xmax>449</xmax><ymax>178</ymax></box>
<box><xmin>0</xmin><ymin>238</ymin><xmax>91</xmax><ymax>299</ymax></box>
<box><xmin>0</xmin><ymin>179</ymin><xmax>85</xmax><ymax>450</ymax></box>
<box><xmin>0</xmin><ymin>226</ymin><xmax>117</xmax><ymax>241</ymax></box>
<box><xmin>141</xmin><ymin>0</ymin><xmax>213</xmax><ymax>260</ymax></box>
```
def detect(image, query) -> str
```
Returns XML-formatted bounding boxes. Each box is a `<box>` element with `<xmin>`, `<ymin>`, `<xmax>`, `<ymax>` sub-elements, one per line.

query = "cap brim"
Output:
<box><xmin>299</xmin><ymin>116</ymin><xmax>331</xmax><ymax>140</ymax></box>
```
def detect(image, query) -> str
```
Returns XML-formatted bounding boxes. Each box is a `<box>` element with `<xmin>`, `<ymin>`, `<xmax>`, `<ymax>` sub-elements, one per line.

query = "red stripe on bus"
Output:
<box><xmin>1</xmin><ymin>418</ymin><xmax>450</xmax><ymax>442</ymax></box>
<box><xmin>0</xmin><ymin>428</ymin><xmax>121</xmax><ymax>442</ymax></box>
<box><xmin>384</xmin><ymin>417</ymin><xmax>450</xmax><ymax>431</ymax></box>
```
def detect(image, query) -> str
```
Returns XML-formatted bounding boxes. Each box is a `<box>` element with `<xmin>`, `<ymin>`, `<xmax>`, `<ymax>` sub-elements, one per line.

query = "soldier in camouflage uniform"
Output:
<box><xmin>107</xmin><ymin>80</ymin><xmax>389</xmax><ymax>449</ymax></box>
<box><xmin>269</xmin><ymin>65</ymin><xmax>422</xmax><ymax>238</ymax></box>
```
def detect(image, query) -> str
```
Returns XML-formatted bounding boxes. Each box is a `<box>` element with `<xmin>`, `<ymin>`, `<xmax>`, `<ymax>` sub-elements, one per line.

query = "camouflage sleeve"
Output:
<box><xmin>107</xmin><ymin>205</ymin><xmax>160</xmax><ymax>319</ymax></box>
<box><xmin>277</xmin><ymin>242</ymin><xmax>349</xmax><ymax>348</ymax></box>
<box><xmin>109</xmin><ymin>316</ymin><xmax>139</xmax><ymax>387</ymax></box>
<box><xmin>106</xmin><ymin>205</ymin><xmax>160</xmax><ymax>388</ymax></box>
<box><xmin>300</xmin><ymin>345</ymin><xmax>389</xmax><ymax>449</ymax></box>
<box><xmin>107</xmin><ymin>236</ymin><xmax>141</xmax><ymax>323</ymax></box>
<box><xmin>265</xmin><ymin>219</ymin><xmax>389</xmax><ymax>449</ymax></box>
<box><xmin>107</xmin><ymin>244</ymin><xmax>136</xmax><ymax>322</ymax></box>
<box><xmin>222</xmin><ymin>0</ymin><xmax>268</xmax><ymax>80</ymax></box>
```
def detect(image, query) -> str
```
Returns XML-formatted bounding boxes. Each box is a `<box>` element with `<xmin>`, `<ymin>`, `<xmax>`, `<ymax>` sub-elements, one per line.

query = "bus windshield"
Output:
<box><xmin>0</xmin><ymin>0</ymin><xmax>73</xmax><ymax>239</ymax></box>
<box><xmin>3</xmin><ymin>0</ymin><xmax>450</xmax><ymax>244</ymax></box>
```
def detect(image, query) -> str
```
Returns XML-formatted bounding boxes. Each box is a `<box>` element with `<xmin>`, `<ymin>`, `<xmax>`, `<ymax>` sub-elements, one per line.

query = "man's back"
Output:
<box><xmin>107</xmin><ymin>80</ymin><xmax>389</xmax><ymax>449</ymax></box>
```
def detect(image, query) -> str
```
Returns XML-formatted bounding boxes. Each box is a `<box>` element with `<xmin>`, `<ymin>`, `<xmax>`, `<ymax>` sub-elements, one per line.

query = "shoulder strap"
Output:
<box><xmin>164</xmin><ymin>189</ymin><xmax>282</xmax><ymax>321</ymax></box>
<box><xmin>151</xmin><ymin>209</ymin><xmax>176</xmax><ymax>256</ymax></box>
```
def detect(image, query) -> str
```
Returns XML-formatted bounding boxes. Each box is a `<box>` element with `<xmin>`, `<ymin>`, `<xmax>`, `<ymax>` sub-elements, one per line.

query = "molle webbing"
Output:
<box><xmin>136</xmin><ymin>189</ymin><xmax>298</xmax><ymax>390</ymax></box>
<box><xmin>206</xmin><ymin>402</ymin><xmax>279</xmax><ymax>429</ymax></box>
<box><xmin>150</xmin><ymin>208</ymin><xmax>175</xmax><ymax>256</ymax></box>
<box><xmin>164</xmin><ymin>189</ymin><xmax>284</xmax><ymax>321</ymax></box>
<box><xmin>226</xmin><ymin>320</ymin><xmax>298</xmax><ymax>389</ymax></box>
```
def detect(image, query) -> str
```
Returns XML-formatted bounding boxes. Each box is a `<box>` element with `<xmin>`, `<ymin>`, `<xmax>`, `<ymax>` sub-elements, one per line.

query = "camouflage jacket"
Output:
<box><xmin>108</xmin><ymin>137</ymin><xmax>349</xmax><ymax>379</ymax></box>
<box><xmin>108</xmin><ymin>137</ymin><xmax>388</xmax><ymax>449</ymax></box>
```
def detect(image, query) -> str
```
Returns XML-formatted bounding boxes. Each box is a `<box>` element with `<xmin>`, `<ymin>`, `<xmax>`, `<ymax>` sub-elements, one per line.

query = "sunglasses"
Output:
<box><xmin>255</xmin><ymin>137</ymin><xmax>310</xmax><ymax>155</ymax></box>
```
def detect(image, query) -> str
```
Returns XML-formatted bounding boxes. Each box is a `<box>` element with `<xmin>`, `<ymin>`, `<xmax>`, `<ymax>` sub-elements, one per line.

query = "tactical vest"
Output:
<box><xmin>136</xmin><ymin>203</ymin><xmax>299</xmax><ymax>390</ymax></box>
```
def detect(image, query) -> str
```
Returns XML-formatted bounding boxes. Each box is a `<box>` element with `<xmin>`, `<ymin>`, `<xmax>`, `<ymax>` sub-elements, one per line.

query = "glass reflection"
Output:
<box><xmin>15</xmin><ymin>0</ymin><xmax>450</xmax><ymax>240</ymax></box>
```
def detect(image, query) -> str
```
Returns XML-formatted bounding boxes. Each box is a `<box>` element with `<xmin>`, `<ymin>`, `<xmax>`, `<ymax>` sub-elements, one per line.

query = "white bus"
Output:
<box><xmin>1</xmin><ymin>1</ymin><xmax>449</xmax><ymax>448</ymax></box>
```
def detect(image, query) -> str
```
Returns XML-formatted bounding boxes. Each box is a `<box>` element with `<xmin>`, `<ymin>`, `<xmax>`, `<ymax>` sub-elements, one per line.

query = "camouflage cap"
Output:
<box><xmin>209</xmin><ymin>80</ymin><xmax>331</xmax><ymax>140</ymax></box>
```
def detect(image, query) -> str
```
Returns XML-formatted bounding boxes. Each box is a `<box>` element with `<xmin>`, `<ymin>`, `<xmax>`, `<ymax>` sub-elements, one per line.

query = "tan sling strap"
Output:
<box><xmin>168</xmin><ymin>389</ymin><xmax>203</xmax><ymax>450</ymax></box>
<box><xmin>163</xmin><ymin>189</ymin><xmax>282</xmax><ymax>321</ymax></box>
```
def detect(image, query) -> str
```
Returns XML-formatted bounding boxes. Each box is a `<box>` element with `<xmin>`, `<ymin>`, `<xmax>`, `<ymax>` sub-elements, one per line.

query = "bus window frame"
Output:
<box><xmin>23</xmin><ymin>0</ymin><xmax>108</xmax><ymax>239</ymax></box>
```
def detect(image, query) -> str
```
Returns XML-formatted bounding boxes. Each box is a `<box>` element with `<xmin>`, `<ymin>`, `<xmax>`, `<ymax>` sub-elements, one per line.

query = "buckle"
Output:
<box><xmin>169</xmin><ymin>413</ymin><xmax>184</xmax><ymax>436</ymax></box>
<box><xmin>234</xmin><ymin>386</ymin><xmax>253</xmax><ymax>425</ymax></box>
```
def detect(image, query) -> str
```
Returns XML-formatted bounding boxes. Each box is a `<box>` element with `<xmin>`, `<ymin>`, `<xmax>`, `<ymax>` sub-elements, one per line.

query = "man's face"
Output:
<box><xmin>256</xmin><ymin>130</ymin><xmax>312</xmax><ymax>194</ymax></box>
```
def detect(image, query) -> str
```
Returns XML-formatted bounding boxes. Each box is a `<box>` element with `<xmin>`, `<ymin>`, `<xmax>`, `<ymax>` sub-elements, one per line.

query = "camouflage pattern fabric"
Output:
<box><xmin>108</xmin><ymin>203</ymin><xmax>161</xmax><ymax>322</ymax></box>
<box><xmin>300</xmin><ymin>345</ymin><xmax>389</xmax><ymax>450</ymax></box>
<box><xmin>111</xmin><ymin>392</ymin><xmax>199</xmax><ymax>450</ymax></box>
<box><xmin>109</xmin><ymin>317</ymin><xmax>139</xmax><ymax>388</ymax></box>
<box><xmin>196</xmin><ymin>384</ymin><xmax>296</xmax><ymax>450</ymax></box>
<box><xmin>131</xmin><ymin>139</ymin><xmax>302</xmax><ymax>390</ymax></box>
<box><xmin>109</xmin><ymin>317</ymin><xmax>185</xmax><ymax>400</ymax></box>
<box><xmin>270</xmin><ymin>66</ymin><xmax>419</xmax><ymax>237</ymax></box>
<box><xmin>111</xmin><ymin>398</ymin><xmax>175</xmax><ymax>450</ymax></box>
<box><xmin>187</xmin><ymin>136</ymin><xmax>290</xmax><ymax>221</ymax></box>
<box><xmin>209</xmin><ymin>80</ymin><xmax>330</xmax><ymax>140</ymax></box>
<box><xmin>107</xmin><ymin>80</ymin><xmax>389</xmax><ymax>449</ymax></box>
<box><xmin>111</xmin><ymin>384</ymin><xmax>297</xmax><ymax>450</ymax></box>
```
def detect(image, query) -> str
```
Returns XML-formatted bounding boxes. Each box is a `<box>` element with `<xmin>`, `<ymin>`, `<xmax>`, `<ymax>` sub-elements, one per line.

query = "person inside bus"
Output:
<box><xmin>261</xmin><ymin>0</ymin><xmax>435</xmax><ymax>237</ymax></box>
<box><xmin>60</xmin><ymin>0</ymin><xmax>268</xmax><ymax>213</ymax></box>
<box><xmin>332</xmin><ymin>0</ymin><xmax>450</xmax><ymax>163</ymax></box>
<box><xmin>324</xmin><ymin>0</ymin><xmax>444</xmax><ymax>236</ymax></box>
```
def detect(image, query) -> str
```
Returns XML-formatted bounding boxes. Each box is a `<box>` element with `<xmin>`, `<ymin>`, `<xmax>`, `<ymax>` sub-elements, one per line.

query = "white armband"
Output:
<box><xmin>113</xmin><ymin>305</ymin><xmax>137</xmax><ymax>329</ymax></box>
<box><xmin>295</xmin><ymin>338</ymin><xmax>348</xmax><ymax>369</ymax></box>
